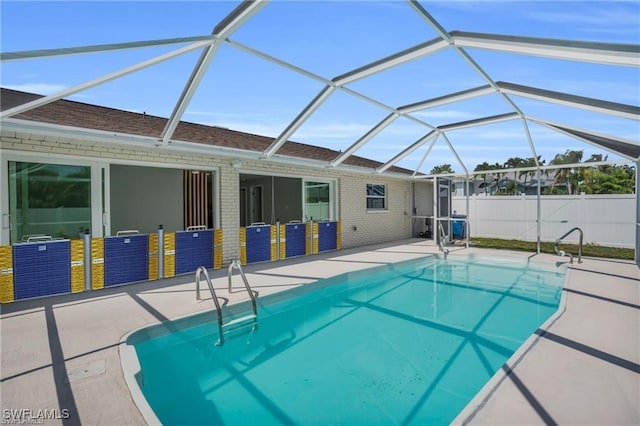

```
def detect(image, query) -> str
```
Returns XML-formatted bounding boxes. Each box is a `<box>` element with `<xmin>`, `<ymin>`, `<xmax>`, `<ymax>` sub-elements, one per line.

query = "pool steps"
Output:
<box><xmin>195</xmin><ymin>261</ymin><xmax>258</xmax><ymax>346</ymax></box>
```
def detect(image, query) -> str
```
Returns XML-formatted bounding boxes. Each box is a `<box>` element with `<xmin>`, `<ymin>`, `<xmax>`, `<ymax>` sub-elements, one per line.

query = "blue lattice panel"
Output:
<box><xmin>318</xmin><ymin>221</ymin><xmax>338</xmax><ymax>252</ymax></box>
<box><xmin>285</xmin><ymin>223</ymin><xmax>306</xmax><ymax>258</ymax></box>
<box><xmin>13</xmin><ymin>240</ymin><xmax>71</xmax><ymax>300</ymax></box>
<box><xmin>245</xmin><ymin>225</ymin><xmax>272</xmax><ymax>264</ymax></box>
<box><xmin>175</xmin><ymin>230</ymin><xmax>213</xmax><ymax>275</ymax></box>
<box><xmin>104</xmin><ymin>235</ymin><xmax>149</xmax><ymax>287</ymax></box>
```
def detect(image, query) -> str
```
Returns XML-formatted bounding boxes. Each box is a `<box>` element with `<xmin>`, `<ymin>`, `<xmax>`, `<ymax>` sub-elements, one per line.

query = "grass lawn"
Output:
<box><xmin>469</xmin><ymin>237</ymin><xmax>635</xmax><ymax>260</ymax></box>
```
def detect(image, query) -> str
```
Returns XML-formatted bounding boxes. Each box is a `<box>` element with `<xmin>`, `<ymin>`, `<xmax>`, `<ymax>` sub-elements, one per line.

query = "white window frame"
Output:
<box><xmin>366</xmin><ymin>183</ymin><xmax>388</xmax><ymax>212</ymax></box>
<box><xmin>302</xmin><ymin>178</ymin><xmax>336</xmax><ymax>222</ymax></box>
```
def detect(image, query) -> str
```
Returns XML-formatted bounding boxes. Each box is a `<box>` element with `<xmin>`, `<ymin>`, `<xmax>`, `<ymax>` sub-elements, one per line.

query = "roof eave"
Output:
<box><xmin>1</xmin><ymin>118</ymin><xmax>414</xmax><ymax>179</ymax></box>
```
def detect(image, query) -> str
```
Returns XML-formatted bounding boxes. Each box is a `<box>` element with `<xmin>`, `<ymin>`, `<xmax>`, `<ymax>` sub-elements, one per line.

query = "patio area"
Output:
<box><xmin>1</xmin><ymin>239</ymin><xmax>638</xmax><ymax>425</ymax></box>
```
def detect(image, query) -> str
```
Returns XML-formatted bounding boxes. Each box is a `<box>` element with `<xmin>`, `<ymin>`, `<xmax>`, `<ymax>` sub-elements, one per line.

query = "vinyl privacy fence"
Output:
<box><xmin>452</xmin><ymin>194</ymin><xmax>635</xmax><ymax>248</ymax></box>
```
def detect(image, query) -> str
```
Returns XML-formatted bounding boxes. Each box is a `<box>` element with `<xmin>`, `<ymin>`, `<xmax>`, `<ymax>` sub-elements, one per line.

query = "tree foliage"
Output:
<box><xmin>578</xmin><ymin>164</ymin><xmax>635</xmax><ymax>194</ymax></box>
<box><xmin>473</xmin><ymin>162</ymin><xmax>493</xmax><ymax>194</ymax></box>
<box><xmin>473</xmin><ymin>151</ymin><xmax>634</xmax><ymax>195</ymax></box>
<box><xmin>430</xmin><ymin>164</ymin><xmax>454</xmax><ymax>175</ymax></box>
<box><xmin>549</xmin><ymin>149</ymin><xmax>583</xmax><ymax>195</ymax></box>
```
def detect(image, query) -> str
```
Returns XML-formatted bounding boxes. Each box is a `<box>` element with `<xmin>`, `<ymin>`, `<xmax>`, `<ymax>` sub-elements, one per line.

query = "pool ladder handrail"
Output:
<box><xmin>554</xmin><ymin>227</ymin><xmax>583</xmax><ymax>264</ymax></box>
<box><xmin>438</xmin><ymin>221</ymin><xmax>449</xmax><ymax>259</ymax></box>
<box><xmin>195</xmin><ymin>262</ymin><xmax>257</xmax><ymax>346</ymax></box>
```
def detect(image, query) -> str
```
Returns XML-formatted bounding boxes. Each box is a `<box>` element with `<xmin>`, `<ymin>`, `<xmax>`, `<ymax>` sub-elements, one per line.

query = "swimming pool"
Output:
<box><xmin>122</xmin><ymin>254</ymin><xmax>565</xmax><ymax>425</ymax></box>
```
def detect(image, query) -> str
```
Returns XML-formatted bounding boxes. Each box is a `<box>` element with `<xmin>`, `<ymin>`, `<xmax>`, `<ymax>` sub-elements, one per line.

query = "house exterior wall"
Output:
<box><xmin>339</xmin><ymin>175</ymin><xmax>411</xmax><ymax>248</ymax></box>
<box><xmin>1</xmin><ymin>130</ymin><xmax>412</xmax><ymax>262</ymax></box>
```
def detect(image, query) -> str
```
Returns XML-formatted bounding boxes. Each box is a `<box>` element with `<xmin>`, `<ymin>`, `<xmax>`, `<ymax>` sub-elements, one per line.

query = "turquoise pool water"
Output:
<box><xmin>128</xmin><ymin>255</ymin><xmax>565</xmax><ymax>425</ymax></box>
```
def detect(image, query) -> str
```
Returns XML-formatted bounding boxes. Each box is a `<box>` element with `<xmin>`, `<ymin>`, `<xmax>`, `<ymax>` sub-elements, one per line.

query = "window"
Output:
<box><xmin>366</xmin><ymin>183</ymin><xmax>386</xmax><ymax>210</ymax></box>
<box><xmin>8</xmin><ymin>161</ymin><xmax>92</xmax><ymax>242</ymax></box>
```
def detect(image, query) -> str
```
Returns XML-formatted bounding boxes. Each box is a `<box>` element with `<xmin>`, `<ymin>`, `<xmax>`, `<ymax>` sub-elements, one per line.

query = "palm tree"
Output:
<box><xmin>490</xmin><ymin>162</ymin><xmax>506</xmax><ymax>193</ymax></box>
<box><xmin>585</xmin><ymin>153</ymin><xmax>609</xmax><ymax>172</ymax></box>
<box><xmin>430</xmin><ymin>164</ymin><xmax>455</xmax><ymax>175</ymax></box>
<box><xmin>504</xmin><ymin>157</ymin><xmax>525</xmax><ymax>181</ymax></box>
<box><xmin>491</xmin><ymin>162</ymin><xmax>505</xmax><ymax>179</ymax></box>
<box><xmin>549</xmin><ymin>150</ymin><xmax>583</xmax><ymax>194</ymax></box>
<box><xmin>473</xmin><ymin>161</ymin><xmax>493</xmax><ymax>194</ymax></box>
<box><xmin>503</xmin><ymin>157</ymin><xmax>525</xmax><ymax>194</ymax></box>
<box><xmin>518</xmin><ymin>156</ymin><xmax>544</xmax><ymax>193</ymax></box>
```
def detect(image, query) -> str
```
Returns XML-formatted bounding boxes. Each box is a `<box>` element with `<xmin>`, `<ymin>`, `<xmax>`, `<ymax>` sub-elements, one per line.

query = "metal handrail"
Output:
<box><xmin>116</xmin><ymin>229</ymin><xmax>140</xmax><ymax>236</ymax></box>
<box><xmin>195</xmin><ymin>262</ymin><xmax>258</xmax><ymax>345</ymax></box>
<box><xmin>25</xmin><ymin>234</ymin><xmax>53</xmax><ymax>242</ymax></box>
<box><xmin>186</xmin><ymin>225</ymin><xmax>207</xmax><ymax>231</ymax></box>
<box><xmin>554</xmin><ymin>227</ymin><xmax>583</xmax><ymax>264</ymax></box>
<box><xmin>195</xmin><ymin>266</ymin><xmax>224</xmax><ymax>343</ymax></box>
<box><xmin>437</xmin><ymin>221</ymin><xmax>449</xmax><ymax>259</ymax></box>
<box><xmin>228</xmin><ymin>260</ymin><xmax>258</xmax><ymax>321</ymax></box>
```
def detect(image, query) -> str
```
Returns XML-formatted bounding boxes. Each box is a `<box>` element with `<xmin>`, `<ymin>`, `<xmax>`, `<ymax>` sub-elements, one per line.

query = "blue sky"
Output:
<box><xmin>1</xmin><ymin>0</ymin><xmax>639</xmax><ymax>174</ymax></box>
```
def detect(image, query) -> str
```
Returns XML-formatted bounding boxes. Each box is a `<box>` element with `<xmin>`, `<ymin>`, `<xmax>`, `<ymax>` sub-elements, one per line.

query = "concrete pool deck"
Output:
<box><xmin>1</xmin><ymin>239</ymin><xmax>638</xmax><ymax>425</ymax></box>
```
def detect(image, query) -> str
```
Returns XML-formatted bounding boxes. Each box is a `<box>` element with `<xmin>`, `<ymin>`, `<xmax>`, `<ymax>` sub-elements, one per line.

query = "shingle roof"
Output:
<box><xmin>1</xmin><ymin>88</ymin><xmax>412</xmax><ymax>174</ymax></box>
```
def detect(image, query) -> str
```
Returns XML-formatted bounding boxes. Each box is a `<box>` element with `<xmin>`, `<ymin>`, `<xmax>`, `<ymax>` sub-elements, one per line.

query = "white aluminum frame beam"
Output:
<box><xmin>223</xmin><ymin>37</ymin><xmax>439</xmax><ymax>161</ymax></box>
<box><xmin>520</xmin><ymin>118</ymin><xmax>540</xmax><ymax>164</ymax></box>
<box><xmin>529</xmin><ymin>116</ymin><xmax>640</xmax><ymax>161</ymax></box>
<box><xmin>213</xmin><ymin>0</ymin><xmax>269</xmax><ymax>39</ymax></box>
<box><xmin>339</xmin><ymin>86</ymin><xmax>436</xmax><ymax>130</ymax></box>
<box><xmin>398</xmin><ymin>85</ymin><xmax>494</xmax><ymax>113</ymax></box>
<box><xmin>224</xmin><ymin>38</ymin><xmax>329</xmax><ymax>85</ymax></box>
<box><xmin>0</xmin><ymin>40</ymin><xmax>213</xmax><ymax>119</ymax></box>
<box><xmin>377</xmin><ymin>130</ymin><xmax>438</xmax><ymax>173</ymax></box>
<box><xmin>264</xmin><ymin>85</ymin><xmax>337</xmax><ymax>157</ymax></box>
<box><xmin>636</xmin><ymin>161</ymin><xmax>640</xmax><ymax>265</ymax></box>
<box><xmin>417</xmin><ymin>159</ymin><xmax>634</xmax><ymax>179</ymax></box>
<box><xmin>223</xmin><ymin>38</ymin><xmax>438</xmax><ymax>160</ymax></box>
<box><xmin>412</xmin><ymin>134</ymin><xmax>440</xmax><ymax>177</ymax></box>
<box><xmin>332</xmin><ymin>38</ymin><xmax>449</xmax><ymax>86</ymax></box>
<box><xmin>498</xmin><ymin>81</ymin><xmax>640</xmax><ymax>120</ymax></box>
<box><xmin>159</xmin><ymin>43</ymin><xmax>222</xmax><ymax>145</ymax></box>
<box><xmin>330</xmin><ymin>113</ymin><xmax>400</xmax><ymax>167</ymax></box>
<box><xmin>407</xmin><ymin>1</ymin><xmax>525</xmax><ymax>118</ymax></box>
<box><xmin>160</xmin><ymin>0</ymin><xmax>268</xmax><ymax>145</ymax></box>
<box><xmin>451</xmin><ymin>31</ymin><xmax>640</xmax><ymax>67</ymax></box>
<box><xmin>440</xmin><ymin>132</ymin><xmax>468</xmax><ymax>174</ymax></box>
<box><xmin>0</xmin><ymin>35</ymin><xmax>213</xmax><ymax>62</ymax></box>
<box><xmin>224</xmin><ymin>38</ymin><xmax>438</xmax><ymax>131</ymax></box>
<box><xmin>438</xmin><ymin>112</ymin><xmax>519</xmax><ymax>132</ymax></box>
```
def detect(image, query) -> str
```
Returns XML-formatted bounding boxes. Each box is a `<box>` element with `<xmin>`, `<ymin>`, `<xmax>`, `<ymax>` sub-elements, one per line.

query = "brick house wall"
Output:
<box><xmin>1</xmin><ymin>130</ymin><xmax>413</xmax><ymax>263</ymax></box>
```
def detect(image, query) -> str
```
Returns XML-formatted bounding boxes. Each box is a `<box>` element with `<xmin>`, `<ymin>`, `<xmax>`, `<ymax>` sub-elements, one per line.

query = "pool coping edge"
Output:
<box><xmin>119</xmin><ymin>329</ymin><xmax>162</xmax><ymax>425</ymax></box>
<box><xmin>450</xmin><ymin>264</ymin><xmax>572</xmax><ymax>425</ymax></box>
<box><xmin>118</xmin><ymin>251</ymin><xmax>568</xmax><ymax>425</ymax></box>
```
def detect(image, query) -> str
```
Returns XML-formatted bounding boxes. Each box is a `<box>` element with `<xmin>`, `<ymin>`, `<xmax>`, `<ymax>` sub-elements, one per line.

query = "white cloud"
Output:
<box><xmin>529</xmin><ymin>5</ymin><xmax>640</xmax><ymax>29</ymax></box>
<box><xmin>4</xmin><ymin>83</ymin><xmax>68</xmax><ymax>95</ymax></box>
